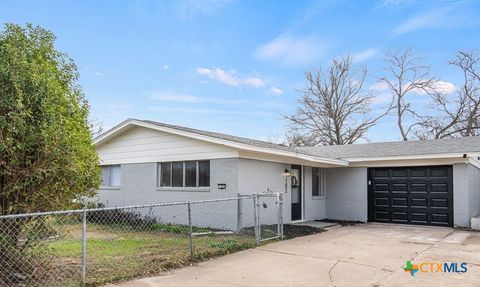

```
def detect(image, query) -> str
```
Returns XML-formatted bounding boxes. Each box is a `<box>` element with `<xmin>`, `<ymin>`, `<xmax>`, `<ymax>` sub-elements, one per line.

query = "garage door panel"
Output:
<box><xmin>411</xmin><ymin>212</ymin><xmax>428</xmax><ymax>224</ymax></box>
<box><xmin>431</xmin><ymin>214</ymin><xmax>449</xmax><ymax>225</ymax></box>
<box><xmin>374</xmin><ymin>169</ymin><xmax>389</xmax><ymax>178</ymax></box>
<box><xmin>411</xmin><ymin>198</ymin><xmax>427</xmax><ymax>208</ymax></box>
<box><xmin>392</xmin><ymin>212</ymin><xmax>408</xmax><ymax>223</ymax></box>
<box><xmin>392</xmin><ymin>183</ymin><xmax>408</xmax><ymax>192</ymax></box>
<box><xmin>392</xmin><ymin>169</ymin><xmax>407</xmax><ymax>178</ymax></box>
<box><xmin>368</xmin><ymin>166</ymin><xmax>453</xmax><ymax>227</ymax></box>
<box><xmin>430</xmin><ymin>167</ymin><xmax>449</xmax><ymax>178</ymax></box>
<box><xmin>431</xmin><ymin>198</ymin><xmax>449</xmax><ymax>208</ymax></box>
<box><xmin>374</xmin><ymin>183</ymin><xmax>389</xmax><ymax>192</ymax></box>
<box><xmin>411</xmin><ymin>183</ymin><xmax>427</xmax><ymax>193</ymax></box>
<box><xmin>392</xmin><ymin>197</ymin><xmax>408</xmax><ymax>207</ymax></box>
<box><xmin>431</xmin><ymin>183</ymin><xmax>449</xmax><ymax>193</ymax></box>
<box><xmin>374</xmin><ymin>197</ymin><xmax>389</xmax><ymax>207</ymax></box>
<box><xmin>374</xmin><ymin>211</ymin><xmax>389</xmax><ymax>221</ymax></box>
<box><xmin>410</xmin><ymin>168</ymin><xmax>428</xmax><ymax>178</ymax></box>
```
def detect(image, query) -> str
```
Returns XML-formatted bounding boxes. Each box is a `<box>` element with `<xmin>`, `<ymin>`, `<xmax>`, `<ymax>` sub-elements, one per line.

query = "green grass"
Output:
<box><xmin>33</xmin><ymin>223</ymin><xmax>256</xmax><ymax>286</ymax></box>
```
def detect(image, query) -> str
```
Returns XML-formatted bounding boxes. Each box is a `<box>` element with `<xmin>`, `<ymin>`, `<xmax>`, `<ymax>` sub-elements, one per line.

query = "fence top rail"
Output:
<box><xmin>0</xmin><ymin>193</ymin><xmax>279</xmax><ymax>219</ymax></box>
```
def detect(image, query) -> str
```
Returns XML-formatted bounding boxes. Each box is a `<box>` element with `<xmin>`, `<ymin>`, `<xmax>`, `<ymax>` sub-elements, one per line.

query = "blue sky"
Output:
<box><xmin>1</xmin><ymin>0</ymin><xmax>480</xmax><ymax>142</ymax></box>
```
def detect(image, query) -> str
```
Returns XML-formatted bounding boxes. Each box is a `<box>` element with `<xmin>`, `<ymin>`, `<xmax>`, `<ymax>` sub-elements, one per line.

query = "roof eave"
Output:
<box><xmin>344</xmin><ymin>153</ymin><xmax>473</xmax><ymax>162</ymax></box>
<box><xmin>94</xmin><ymin>119</ymin><xmax>349</xmax><ymax>166</ymax></box>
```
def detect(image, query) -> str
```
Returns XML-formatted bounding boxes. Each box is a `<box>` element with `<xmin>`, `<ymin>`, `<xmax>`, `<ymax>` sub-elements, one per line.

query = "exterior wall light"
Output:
<box><xmin>283</xmin><ymin>169</ymin><xmax>291</xmax><ymax>194</ymax></box>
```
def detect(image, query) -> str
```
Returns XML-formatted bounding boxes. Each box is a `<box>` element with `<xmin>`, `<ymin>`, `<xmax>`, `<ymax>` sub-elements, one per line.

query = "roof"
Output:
<box><xmin>298</xmin><ymin>136</ymin><xmax>480</xmax><ymax>159</ymax></box>
<box><xmin>94</xmin><ymin>119</ymin><xmax>348</xmax><ymax>166</ymax></box>
<box><xmin>95</xmin><ymin>119</ymin><xmax>480</xmax><ymax>163</ymax></box>
<box><xmin>142</xmin><ymin>120</ymin><xmax>297</xmax><ymax>153</ymax></box>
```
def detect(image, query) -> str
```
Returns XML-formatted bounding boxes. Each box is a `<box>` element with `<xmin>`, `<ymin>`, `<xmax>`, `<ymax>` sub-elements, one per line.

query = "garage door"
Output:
<box><xmin>368</xmin><ymin>166</ymin><xmax>453</xmax><ymax>227</ymax></box>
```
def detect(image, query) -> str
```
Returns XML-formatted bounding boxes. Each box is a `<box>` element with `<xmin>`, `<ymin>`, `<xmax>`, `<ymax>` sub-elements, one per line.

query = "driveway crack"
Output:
<box><xmin>328</xmin><ymin>260</ymin><xmax>339</xmax><ymax>287</ymax></box>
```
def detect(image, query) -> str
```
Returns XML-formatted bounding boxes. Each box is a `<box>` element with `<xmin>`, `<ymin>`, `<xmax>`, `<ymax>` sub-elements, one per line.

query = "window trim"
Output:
<box><xmin>312</xmin><ymin>167</ymin><xmax>326</xmax><ymax>199</ymax></box>
<box><xmin>100</xmin><ymin>164</ymin><xmax>122</xmax><ymax>189</ymax></box>
<box><xmin>157</xmin><ymin>160</ymin><xmax>210</xmax><ymax>191</ymax></box>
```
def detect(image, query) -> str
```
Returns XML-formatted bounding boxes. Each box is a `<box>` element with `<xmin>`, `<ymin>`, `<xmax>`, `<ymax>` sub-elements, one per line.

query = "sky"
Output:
<box><xmin>1</xmin><ymin>0</ymin><xmax>480</xmax><ymax>142</ymax></box>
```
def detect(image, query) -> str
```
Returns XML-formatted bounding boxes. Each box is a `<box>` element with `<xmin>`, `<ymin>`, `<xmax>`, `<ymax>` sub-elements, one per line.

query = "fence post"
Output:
<box><xmin>277</xmin><ymin>192</ymin><xmax>284</xmax><ymax>239</ymax></box>
<box><xmin>255</xmin><ymin>194</ymin><xmax>261</xmax><ymax>245</ymax></box>
<box><xmin>187</xmin><ymin>201</ymin><xmax>194</xmax><ymax>261</ymax></box>
<box><xmin>81</xmin><ymin>206</ymin><xmax>87</xmax><ymax>285</ymax></box>
<box><xmin>253</xmin><ymin>194</ymin><xmax>258</xmax><ymax>245</ymax></box>
<box><xmin>236</xmin><ymin>193</ymin><xmax>242</xmax><ymax>232</ymax></box>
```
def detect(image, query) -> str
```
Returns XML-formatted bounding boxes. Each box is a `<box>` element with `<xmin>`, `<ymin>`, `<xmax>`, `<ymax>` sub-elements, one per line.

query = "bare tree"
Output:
<box><xmin>419</xmin><ymin>51</ymin><xmax>480</xmax><ymax>138</ymax></box>
<box><xmin>285</xmin><ymin>56</ymin><xmax>391</xmax><ymax>146</ymax></box>
<box><xmin>378</xmin><ymin>49</ymin><xmax>437</xmax><ymax>141</ymax></box>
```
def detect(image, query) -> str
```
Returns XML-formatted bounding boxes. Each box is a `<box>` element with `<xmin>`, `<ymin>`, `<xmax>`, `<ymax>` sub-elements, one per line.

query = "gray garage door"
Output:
<box><xmin>368</xmin><ymin>166</ymin><xmax>453</xmax><ymax>227</ymax></box>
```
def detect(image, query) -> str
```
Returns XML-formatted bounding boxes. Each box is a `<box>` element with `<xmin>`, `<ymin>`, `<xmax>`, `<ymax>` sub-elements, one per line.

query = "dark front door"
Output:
<box><xmin>291</xmin><ymin>165</ymin><xmax>302</xmax><ymax>221</ymax></box>
<box><xmin>368</xmin><ymin>166</ymin><xmax>453</xmax><ymax>227</ymax></box>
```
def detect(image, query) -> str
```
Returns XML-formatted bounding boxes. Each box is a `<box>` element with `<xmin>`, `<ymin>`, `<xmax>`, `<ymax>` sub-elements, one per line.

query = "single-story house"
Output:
<box><xmin>94</xmin><ymin>118</ymin><xmax>480</xmax><ymax>228</ymax></box>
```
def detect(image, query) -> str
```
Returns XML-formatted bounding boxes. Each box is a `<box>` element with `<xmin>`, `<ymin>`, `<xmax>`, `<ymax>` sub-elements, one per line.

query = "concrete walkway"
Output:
<box><xmin>114</xmin><ymin>223</ymin><xmax>480</xmax><ymax>287</ymax></box>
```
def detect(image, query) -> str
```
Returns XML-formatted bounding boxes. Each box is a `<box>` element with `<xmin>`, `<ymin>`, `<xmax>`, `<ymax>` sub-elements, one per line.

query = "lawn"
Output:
<box><xmin>36</xmin><ymin>222</ymin><xmax>256</xmax><ymax>286</ymax></box>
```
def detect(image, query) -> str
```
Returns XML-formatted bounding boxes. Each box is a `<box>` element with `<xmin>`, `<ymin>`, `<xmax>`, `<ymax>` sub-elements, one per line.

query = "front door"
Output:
<box><xmin>291</xmin><ymin>165</ymin><xmax>302</xmax><ymax>221</ymax></box>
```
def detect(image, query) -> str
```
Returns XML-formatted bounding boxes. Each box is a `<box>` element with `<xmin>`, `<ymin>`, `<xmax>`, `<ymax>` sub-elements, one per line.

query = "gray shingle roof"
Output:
<box><xmin>141</xmin><ymin>119</ymin><xmax>480</xmax><ymax>160</ymax></box>
<box><xmin>298</xmin><ymin>136</ymin><xmax>480</xmax><ymax>159</ymax></box>
<box><xmin>141</xmin><ymin>120</ymin><xmax>298</xmax><ymax>153</ymax></box>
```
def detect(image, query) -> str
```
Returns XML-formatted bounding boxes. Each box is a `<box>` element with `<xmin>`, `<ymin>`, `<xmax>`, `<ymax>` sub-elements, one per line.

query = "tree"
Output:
<box><xmin>416</xmin><ymin>51</ymin><xmax>480</xmax><ymax>139</ymax></box>
<box><xmin>378</xmin><ymin>49</ymin><xmax>438</xmax><ymax>141</ymax></box>
<box><xmin>285</xmin><ymin>56</ymin><xmax>391</xmax><ymax>146</ymax></box>
<box><xmin>0</xmin><ymin>23</ymin><xmax>100</xmax><ymax>215</ymax></box>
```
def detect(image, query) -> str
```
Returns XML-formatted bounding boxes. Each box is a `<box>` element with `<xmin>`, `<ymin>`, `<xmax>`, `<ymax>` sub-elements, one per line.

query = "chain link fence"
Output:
<box><xmin>0</xmin><ymin>193</ymin><xmax>283</xmax><ymax>287</ymax></box>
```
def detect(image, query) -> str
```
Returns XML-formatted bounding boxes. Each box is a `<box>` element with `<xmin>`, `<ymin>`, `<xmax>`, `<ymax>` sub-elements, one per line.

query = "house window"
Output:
<box><xmin>198</xmin><ymin>160</ymin><xmax>210</xmax><ymax>187</ymax></box>
<box><xmin>101</xmin><ymin>165</ymin><xmax>121</xmax><ymax>187</ymax></box>
<box><xmin>158</xmin><ymin>160</ymin><xmax>210</xmax><ymax>188</ymax></box>
<box><xmin>312</xmin><ymin>167</ymin><xmax>326</xmax><ymax>197</ymax></box>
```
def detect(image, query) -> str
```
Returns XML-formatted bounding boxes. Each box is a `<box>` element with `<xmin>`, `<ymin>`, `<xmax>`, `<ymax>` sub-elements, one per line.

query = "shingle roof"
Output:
<box><xmin>142</xmin><ymin>119</ymin><xmax>480</xmax><ymax>160</ymax></box>
<box><xmin>297</xmin><ymin>136</ymin><xmax>480</xmax><ymax>159</ymax></box>
<box><xmin>141</xmin><ymin>120</ymin><xmax>298</xmax><ymax>153</ymax></box>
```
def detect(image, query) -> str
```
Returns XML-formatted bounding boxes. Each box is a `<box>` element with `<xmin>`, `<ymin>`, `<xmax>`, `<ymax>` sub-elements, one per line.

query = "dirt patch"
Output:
<box><xmin>282</xmin><ymin>224</ymin><xmax>325</xmax><ymax>239</ymax></box>
<box><xmin>318</xmin><ymin>219</ymin><xmax>363</xmax><ymax>226</ymax></box>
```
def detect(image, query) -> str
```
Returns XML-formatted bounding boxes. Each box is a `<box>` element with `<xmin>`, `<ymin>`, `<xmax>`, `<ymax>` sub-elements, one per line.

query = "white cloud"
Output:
<box><xmin>196</xmin><ymin>67</ymin><xmax>265</xmax><ymax>88</ymax></box>
<box><xmin>433</xmin><ymin>81</ymin><xmax>456</xmax><ymax>94</ymax></box>
<box><xmin>95</xmin><ymin>71</ymin><xmax>104</xmax><ymax>77</ymax></box>
<box><xmin>369</xmin><ymin>81</ymin><xmax>390</xmax><ymax>92</ymax></box>
<box><xmin>163</xmin><ymin>65</ymin><xmax>169</xmax><ymax>69</ymax></box>
<box><xmin>352</xmin><ymin>48</ymin><xmax>378</xmax><ymax>63</ymax></box>
<box><xmin>244</xmin><ymin>77</ymin><xmax>265</xmax><ymax>88</ymax></box>
<box><xmin>197</xmin><ymin>67</ymin><xmax>239</xmax><ymax>86</ymax></box>
<box><xmin>254</xmin><ymin>35</ymin><xmax>327</xmax><ymax>66</ymax></box>
<box><xmin>268</xmin><ymin>86</ymin><xmax>284</xmax><ymax>96</ymax></box>
<box><xmin>369</xmin><ymin>80</ymin><xmax>456</xmax><ymax>95</ymax></box>
<box><xmin>415</xmin><ymin>80</ymin><xmax>456</xmax><ymax>95</ymax></box>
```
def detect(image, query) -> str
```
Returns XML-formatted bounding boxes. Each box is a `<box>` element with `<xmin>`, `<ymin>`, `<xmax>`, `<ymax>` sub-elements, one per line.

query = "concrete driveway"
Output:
<box><xmin>115</xmin><ymin>223</ymin><xmax>480</xmax><ymax>287</ymax></box>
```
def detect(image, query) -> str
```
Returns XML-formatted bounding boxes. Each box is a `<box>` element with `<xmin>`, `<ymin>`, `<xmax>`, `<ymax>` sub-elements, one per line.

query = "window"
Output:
<box><xmin>101</xmin><ymin>165</ymin><xmax>121</xmax><ymax>187</ymax></box>
<box><xmin>172</xmin><ymin>162</ymin><xmax>183</xmax><ymax>187</ymax></box>
<box><xmin>185</xmin><ymin>161</ymin><xmax>196</xmax><ymax>187</ymax></box>
<box><xmin>312</xmin><ymin>167</ymin><xmax>326</xmax><ymax>197</ymax></box>
<box><xmin>160</xmin><ymin>162</ymin><xmax>171</xmax><ymax>186</ymax></box>
<box><xmin>198</xmin><ymin>160</ymin><xmax>210</xmax><ymax>187</ymax></box>
<box><xmin>158</xmin><ymin>160</ymin><xmax>210</xmax><ymax>189</ymax></box>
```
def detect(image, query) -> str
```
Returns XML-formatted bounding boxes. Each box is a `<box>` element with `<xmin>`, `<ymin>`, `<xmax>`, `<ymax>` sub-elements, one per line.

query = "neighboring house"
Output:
<box><xmin>94</xmin><ymin>118</ymin><xmax>480</xmax><ymax>228</ymax></box>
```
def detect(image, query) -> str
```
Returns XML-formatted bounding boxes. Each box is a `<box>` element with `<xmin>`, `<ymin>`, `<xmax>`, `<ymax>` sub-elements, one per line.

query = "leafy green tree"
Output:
<box><xmin>0</xmin><ymin>23</ymin><xmax>100</xmax><ymax>215</ymax></box>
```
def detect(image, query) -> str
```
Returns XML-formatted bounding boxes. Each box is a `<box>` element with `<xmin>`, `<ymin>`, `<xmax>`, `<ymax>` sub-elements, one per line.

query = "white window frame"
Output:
<box><xmin>157</xmin><ymin>160</ymin><xmax>210</xmax><ymax>192</ymax></box>
<box><xmin>312</xmin><ymin>167</ymin><xmax>326</xmax><ymax>199</ymax></box>
<box><xmin>100</xmin><ymin>165</ymin><xmax>122</xmax><ymax>189</ymax></box>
